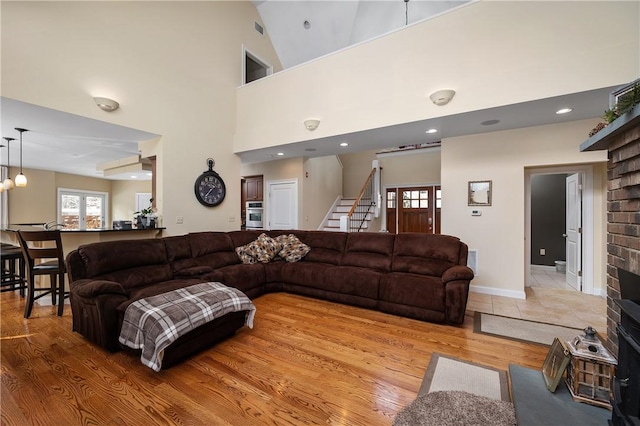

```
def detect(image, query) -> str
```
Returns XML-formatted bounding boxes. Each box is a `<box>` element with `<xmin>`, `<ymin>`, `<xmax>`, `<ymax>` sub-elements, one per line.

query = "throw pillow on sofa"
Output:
<box><xmin>275</xmin><ymin>234</ymin><xmax>311</xmax><ymax>262</ymax></box>
<box><xmin>235</xmin><ymin>244</ymin><xmax>258</xmax><ymax>264</ymax></box>
<box><xmin>244</xmin><ymin>233</ymin><xmax>282</xmax><ymax>263</ymax></box>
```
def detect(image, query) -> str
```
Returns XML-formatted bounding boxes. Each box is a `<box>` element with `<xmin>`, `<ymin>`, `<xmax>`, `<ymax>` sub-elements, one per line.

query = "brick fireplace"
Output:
<box><xmin>581</xmin><ymin>104</ymin><xmax>640</xmax><ymax>357</ymax></box>
<box><xmin>582</xmin><ymin>104</ymin><xmax>640</xmax><ymax>424</ymax></box>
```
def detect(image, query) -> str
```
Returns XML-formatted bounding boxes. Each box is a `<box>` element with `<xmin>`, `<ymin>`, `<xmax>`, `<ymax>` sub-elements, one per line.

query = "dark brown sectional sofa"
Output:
<box><xmin>66</xmin><ymin>230</ymin><xmax>474</xmax><ymax>364</ymax></box>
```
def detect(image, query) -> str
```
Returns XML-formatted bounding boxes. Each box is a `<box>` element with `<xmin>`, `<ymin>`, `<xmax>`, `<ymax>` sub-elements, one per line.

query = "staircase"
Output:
<box><xmin>321</xmin><ymin>198</ymin><xmax>373</xmax><ymax>232</ymax></box>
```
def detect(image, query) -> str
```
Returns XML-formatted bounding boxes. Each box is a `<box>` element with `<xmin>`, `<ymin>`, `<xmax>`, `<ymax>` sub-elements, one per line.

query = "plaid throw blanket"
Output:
<box><xmin>118</xmin><ymin>282</ymin><xmax>256</xmax><ymax>371</ymax></box>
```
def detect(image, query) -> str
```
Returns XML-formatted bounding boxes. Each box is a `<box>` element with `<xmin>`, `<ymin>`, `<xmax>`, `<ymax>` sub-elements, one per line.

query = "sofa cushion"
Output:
<box><xmin>77</xmin><ymin>239</ymin><xmax>173</xmax><ymax>289</ymax></box>
<box><xmin>392</xmin><ymin>234</ymin><xmax>463</xmax><ymax>276</ymax></box>
<box><xmin>379</xmin><ymin>273</ymin><xmax>445</xmax><ymax>312</ymax></box>
<box><xmin>189</xmin><ymin>232</ymin><xmax>240</xmax><ymax>269</ymax></box>
<box><xmin>164</xmin><ymin>235</ymin><xmax>196</xmax><ymax>273</ymax></box>
<box><xmin>342</xmin><ymin>233</ymin><xmax>395</xmax><ymax>272</ymax></box>
<box><xmin>323</xmin><ymin>266</ymin><xmax>381</xmax><ymax>299</ymax></box>
<box><xmin>275</xmin><ymin>234</ymin><xmax>311</xmax><ymax>263</ymax></box>
<box><xmin>299</xmin><ymin>231</ymin><xmax>346</xmax><ymax>265</ymax></box>
<box><xmin>216</xmin><ymin>264</ymin><xmax>266</xmax><ymax>294</ymax></box>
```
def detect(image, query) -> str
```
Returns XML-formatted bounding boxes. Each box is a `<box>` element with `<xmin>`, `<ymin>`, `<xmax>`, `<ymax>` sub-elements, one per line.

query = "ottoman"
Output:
<box><xmin>118</xmin><ymin>282</ymin><xmax>256</xmax><ymax>370</ymax></box>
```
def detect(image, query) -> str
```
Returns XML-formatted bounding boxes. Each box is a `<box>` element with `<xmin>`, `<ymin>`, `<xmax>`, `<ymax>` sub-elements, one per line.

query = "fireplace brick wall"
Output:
<box><xmin>605</xmin><ymin>123</ymin><xmax>640</xmax><ymax>356</ymax></box>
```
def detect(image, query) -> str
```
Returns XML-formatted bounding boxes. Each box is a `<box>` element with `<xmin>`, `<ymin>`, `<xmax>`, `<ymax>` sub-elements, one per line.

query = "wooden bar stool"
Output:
<box><xmin>17</xmin><ymin>230</ymin><xmax>68</xmax><ymax>318</ymax></box>
<box><xmin>1</xmin><ymin>244</ymin><xmax>26</xmax><ymax>296</ymax></box>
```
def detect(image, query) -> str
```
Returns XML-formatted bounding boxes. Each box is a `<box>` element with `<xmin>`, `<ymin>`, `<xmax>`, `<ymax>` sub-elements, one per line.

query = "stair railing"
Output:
<box><xmin>345</xmin><ymin>168</ymin><xmax>376</xmax><ymax>232</ymax></box>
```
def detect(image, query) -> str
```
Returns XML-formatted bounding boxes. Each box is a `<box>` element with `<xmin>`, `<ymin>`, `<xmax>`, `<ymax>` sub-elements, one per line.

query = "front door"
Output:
<box><xmin>386</xmin><ymin>186</ymin><xmax>440</xmax><ymax>234</ymax></box>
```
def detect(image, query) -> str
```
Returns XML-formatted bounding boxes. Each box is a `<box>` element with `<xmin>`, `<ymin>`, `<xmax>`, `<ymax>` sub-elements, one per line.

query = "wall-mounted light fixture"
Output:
<box><xmin>2</xmin><ymin>137</ymin><xmax>15</xmax><ymax>190</ymax></box>
<box><xmin>429</xmin><ymin>89</ymin><xmax>456</xmax><ymax>106</ymax></box>
<box><xmin>94</xmin><ymin>97</ymin><xmax>120</xmax><ymax>112</ymax></box>
<box><xmin>14</xmin><ymin>128</ymin><xmax>28</xmax><ymax>187</ymax></box>
<box><xmin>304</xmin><ymin>119</ymin><xmax>320</xmax><ymax>131</ymax></box>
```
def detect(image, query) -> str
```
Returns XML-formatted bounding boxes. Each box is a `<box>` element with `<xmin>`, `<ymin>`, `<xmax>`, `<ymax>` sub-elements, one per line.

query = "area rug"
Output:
<box><xmin>393</xmin><ymin>354</ymin><xmax>515</xmax><ymax>426</ymax></box>
<box><xmin>474</xmin><ymin>312</ymin><xmax>582</xmax><ymax>346</ymax></box>
<box><xmin>418</xmin><ymin>353</ymin><xmax>510</xmax><ymax>402</ymax></box>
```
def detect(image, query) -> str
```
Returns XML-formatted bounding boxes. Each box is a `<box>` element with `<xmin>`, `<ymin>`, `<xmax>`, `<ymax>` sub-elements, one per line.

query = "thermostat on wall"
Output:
<box><xmin>471</xmin><ymin>210</ymin><xmax>482</xmax><ymax>216</ymax></box>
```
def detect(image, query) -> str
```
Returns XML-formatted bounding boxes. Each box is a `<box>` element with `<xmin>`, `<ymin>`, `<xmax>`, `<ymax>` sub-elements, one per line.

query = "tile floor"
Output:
<box><xmin>467</xmin><ymin>266</ymin><xmax>607</xmax><ymax>335</ymax></box>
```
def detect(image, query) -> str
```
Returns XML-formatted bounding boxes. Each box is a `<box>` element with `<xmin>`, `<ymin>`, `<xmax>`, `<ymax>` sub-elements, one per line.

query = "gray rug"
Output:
<box><xmin>394</xmin><ymin>354</ymin><xmax>515</xmax><ymax>426</ymax></box>
<box><xmin>474</xmin><ymin>312</ymin><xmax>582</xmax><ymax>346</ymax></box>
<box><xmin>509</xmin><ymin>364</ymin><xmax>611</xmax><ymax>426</ymax></box>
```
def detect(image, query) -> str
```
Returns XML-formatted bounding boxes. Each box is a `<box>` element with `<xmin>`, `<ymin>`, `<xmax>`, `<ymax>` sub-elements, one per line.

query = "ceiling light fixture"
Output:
<box><xmin>2</xmin><ymin>137</ymin><xmax>15</xmax><ymax>190</ymax></box>
<box><xmin>481</xmin><ymin>119</ymin><xmax>500</xmax><ymax>126</ymax></box>
<box><xmin>277</xmin><ymin>152</ymin><xmax>284</xmax><ymax>156</ymax></box>
<box><xmin>556</xmin><ymin>108</ymin><xmax>573</xmax><ymax>115</ymax></box>
<box><xmin>303</xmin><ymin>20</ymin><xmax>311</xmax><ymax>29</ymax></box>
<box><xmin>304</xmin><ymin>119</ymin><xmax>320</xmax><ymax>131</ymax></box>
<box><xmin>14</xmin><ymin>128</ymin><xmax>28</xmax><ymax>187</ymax></box>
<box><xmin>429</xmin><ymin>89</ymin><xmax>456</xmax><ymax>106</ymax></box>
<box><xmin>425</xmin><ymin>129</ymin><xmax>438</xmax><ymax>134</ymax></box>
<box><xmin>94</xmin><ymin>97</ymin><xmax>120</xmax><ymax>112</ymax></box>
<box><xmin>340</xmin><ymin>142</ymin><xmax>349</xmax><ymax>147</ymax></box>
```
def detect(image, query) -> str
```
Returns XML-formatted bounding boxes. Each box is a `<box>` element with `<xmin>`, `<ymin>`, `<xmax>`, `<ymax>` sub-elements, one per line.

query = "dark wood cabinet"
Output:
<box><xmin>241</xmin><ymin>175</ymin><xmax>263</xmax><ymax>228</ymax></box>
<box><xmin>245</xmin><ymin>176</ymin><xmax>263</xmax><ymax>201</ymax></box>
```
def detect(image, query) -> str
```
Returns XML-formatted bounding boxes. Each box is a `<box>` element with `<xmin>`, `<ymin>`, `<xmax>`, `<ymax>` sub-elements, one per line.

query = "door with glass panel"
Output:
<box><xmin>386</xmin><ymin>186</ymin><xmax>441</xmax><ymax>234</ymax></box>
<box><xmin>59</xmin><ymin>190</ymin><xmax>106</xmax><ymax>230</ymax></box>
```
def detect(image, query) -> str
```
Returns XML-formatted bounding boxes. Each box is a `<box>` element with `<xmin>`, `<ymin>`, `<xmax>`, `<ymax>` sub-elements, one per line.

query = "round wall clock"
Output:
<box><xmin>194</xmin><ymin>158</ymin><xmax>226</xmax><ymax>207</ymax></box>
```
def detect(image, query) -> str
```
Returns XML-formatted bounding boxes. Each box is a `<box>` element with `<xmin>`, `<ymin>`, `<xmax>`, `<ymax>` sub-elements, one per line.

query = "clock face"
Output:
<box><xmin>194</xmin><ymin>171</ymin><xmax>226</xmax><ymax>207</ymax></box>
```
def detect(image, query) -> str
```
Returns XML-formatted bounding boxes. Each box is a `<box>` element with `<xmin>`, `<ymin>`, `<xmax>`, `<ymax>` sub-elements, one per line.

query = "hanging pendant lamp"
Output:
<box><xmin>0</xmin><ymin>143</ymin><xmax>5</xmax><ymax>194</ymax></box>
<box><xmin>14</xmin><ymin>128</ymin><xmax>28</xmax><ymax>187</ymax></box>
<box><xmin>2</xmin><ymin>137</ymin><xmax>15</xmax><ymax>190</ymax></box>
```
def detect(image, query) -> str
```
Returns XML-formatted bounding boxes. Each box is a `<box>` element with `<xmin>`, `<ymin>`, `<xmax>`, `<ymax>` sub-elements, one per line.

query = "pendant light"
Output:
<box><xmin>2</xmin><ymin>137</ymin><xmax>15</xmax><ymax>190</ymax></box>
<box><xmin>14</xmin><ymin>128</ymin><xmax>28</xmax><ymax>187</ymax></box>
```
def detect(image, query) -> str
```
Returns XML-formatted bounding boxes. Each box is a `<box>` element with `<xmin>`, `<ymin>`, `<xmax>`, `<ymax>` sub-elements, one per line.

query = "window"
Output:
<box><xmin>402</xmin><ymin>189</ymin><xmax>429</xmax><ymax>209</ymax></box>
<box><xmin>58</xmin><ymin>189</ymin><xmax>108</xmax><ymax>230</ymax></box>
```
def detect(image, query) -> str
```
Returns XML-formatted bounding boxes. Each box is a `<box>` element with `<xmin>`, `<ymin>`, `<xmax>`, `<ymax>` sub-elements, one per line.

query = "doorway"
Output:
<box><xmin>385</xmin><ymin>185</ymin><xmax>441</xmax><ymax>234</ymax></box>
<box><xmin>525</xmin><ymin>165</ymin><xmax>596</xmax><ymax>295</ymax></box>
<box><xmin>266</xmin><ymin>179</ymin><xmax>298</xmax><ymax>230</ymax></box>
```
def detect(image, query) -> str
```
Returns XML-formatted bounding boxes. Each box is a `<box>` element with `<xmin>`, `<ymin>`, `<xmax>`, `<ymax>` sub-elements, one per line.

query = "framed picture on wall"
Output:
<box><xmin>468</xmin><ymin>180</ymin><xmax>492</xmax><ymax>206</ymax></box>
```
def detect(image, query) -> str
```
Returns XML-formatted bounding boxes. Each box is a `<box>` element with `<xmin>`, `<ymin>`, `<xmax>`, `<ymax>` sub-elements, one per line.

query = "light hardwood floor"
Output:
<box><xmin>1</xmin><ymin>290</ymin><xmax>550</xmax><ymax>425</ymax></box>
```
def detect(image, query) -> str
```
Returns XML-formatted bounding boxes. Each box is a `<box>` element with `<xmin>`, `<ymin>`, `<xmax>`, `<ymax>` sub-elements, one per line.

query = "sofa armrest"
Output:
<box><xmin>442</xmin><ymin>265</ymin><xmax>474</xmax><ymax>283</ymax></box>
<box><xmin>174</xmin><ymin>266</ymin><xmax>214</xmax><ymax>278</ymax></box>
<box><xmin>71</xmin><ymin>279</ymin><xmax>128</xmax><ymax>298</ymax></box>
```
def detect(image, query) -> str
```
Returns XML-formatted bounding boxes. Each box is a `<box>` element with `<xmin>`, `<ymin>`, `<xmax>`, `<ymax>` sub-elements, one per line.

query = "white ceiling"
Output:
<box><xmin>0</xmin><ymin>1</ymin><xmax>615</xmax><ymax>179</ymax></box>
<box><xmin>1</xmin><ymin>97</ymin><xmax>158</xmax><ymax>180</ymax></box>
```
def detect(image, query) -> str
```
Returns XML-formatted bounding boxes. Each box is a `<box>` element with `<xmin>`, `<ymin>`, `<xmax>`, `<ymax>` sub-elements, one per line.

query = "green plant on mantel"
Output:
<box><xmin>590</xmin><ymin>82</ymin><xmax>640</xmax><ymax>137</ymax></box>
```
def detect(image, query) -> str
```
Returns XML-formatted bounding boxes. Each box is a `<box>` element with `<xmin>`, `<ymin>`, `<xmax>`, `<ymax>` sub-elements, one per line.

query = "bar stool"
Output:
<box><xmin>17</xmin><ymin>230</ymin><xmax>68</xmax><ymax>318</ymax></box>
<box><xmin>1</xmin><ymin>243</ymin><xmax>26</xmax><ymax>296</ymax></box>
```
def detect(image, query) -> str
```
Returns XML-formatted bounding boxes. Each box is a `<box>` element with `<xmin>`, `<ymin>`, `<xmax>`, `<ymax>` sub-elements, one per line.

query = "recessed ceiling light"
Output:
<box><xmin>340</xmin><ymin>142</ymin><xmax>349</xmax><ymax>147</ymax></box>
<box><xmin>277</xmin><ymin>152</ymin><xmax>284</xmax><ymax>156</ymax></box>
<box><xmin>130</xmin><ymin>175</ymin><xmax>138</xmax><ymax>179</ymax></box>
<box><xmin>481</xmin><ymin>119</ymin><xmax>500</xmax><ymax>126</ymax></box>
<box><xmin>556</xmin><ymin>108</ymin><xmax>572</xmax><ymax>115</ymax></box>
<box><xmin>146</xmin><ymin>172</ymin><xmax>152</xmax><ymax>176</ymax></box>
<box><xmin>425</xmin><ymin>129</ymin><xmax>438</xmax><ymax>134</ymax></box>
<box><xmin>305</xmin><ymin>148</ymin><xmax>317</xmax><ymax>152</ymax></box>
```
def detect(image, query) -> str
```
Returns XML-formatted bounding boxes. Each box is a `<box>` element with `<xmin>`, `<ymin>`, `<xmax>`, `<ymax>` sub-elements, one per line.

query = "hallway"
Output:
<box><xmin>467</xmin><ymin>268</ymin><xmax>607</xmax><ymax>335</ymax></box>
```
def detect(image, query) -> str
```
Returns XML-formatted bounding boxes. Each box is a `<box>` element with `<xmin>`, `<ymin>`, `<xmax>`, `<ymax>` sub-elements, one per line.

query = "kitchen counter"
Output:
<box><xmin>1</xmin><ymin>226</ymin><xmax>165</xmax><ymax>257</ymax></box>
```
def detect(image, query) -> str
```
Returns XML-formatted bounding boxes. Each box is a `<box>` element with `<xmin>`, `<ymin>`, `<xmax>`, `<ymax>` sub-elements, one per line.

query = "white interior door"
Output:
<box><xmin>565</xmin><ymin>173</ymin><xmax>582</xmax><ymax>290</ymax></box>
<box><xmin>267</xmin><ymin>180</ymin><xmax>298</xmax><ymax>230</ymax></box>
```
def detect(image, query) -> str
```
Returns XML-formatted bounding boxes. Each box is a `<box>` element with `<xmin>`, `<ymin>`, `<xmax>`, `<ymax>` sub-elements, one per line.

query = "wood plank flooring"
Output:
<box><xmin>1</xmin><ymin>291</ymin><xmax>549</xmax><ymax>425</ymax></box>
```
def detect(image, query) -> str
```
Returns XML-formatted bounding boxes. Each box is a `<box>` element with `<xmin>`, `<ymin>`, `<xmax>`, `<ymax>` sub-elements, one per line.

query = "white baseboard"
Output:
<box><xmin>470</xmin><ymin>285</ymin><xmax>526</xmax><ymax>300</ymax></box>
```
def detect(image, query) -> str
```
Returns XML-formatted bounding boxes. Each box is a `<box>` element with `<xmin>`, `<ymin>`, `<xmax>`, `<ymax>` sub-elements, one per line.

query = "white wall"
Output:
<box><xmin>441</xmin><ymin>118</ymin><xmax>607</xmax><ymax>297</ymax></box>
<box><xmin>2</xmin><ymin>1</ymin><xmax>282</xmax><ymax>236</ymax></box>
<box><xmin>234</xmin><ymin>1</ymin><xmax>639</xmax><ymax>153</ymax></box>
